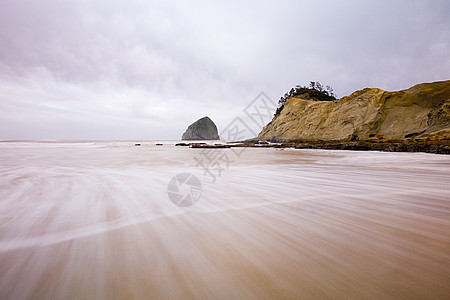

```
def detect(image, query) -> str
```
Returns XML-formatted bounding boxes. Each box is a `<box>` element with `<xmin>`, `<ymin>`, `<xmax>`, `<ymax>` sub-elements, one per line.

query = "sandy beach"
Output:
<box><xmin>0</xmin><ymin>141</ymin><xmax>449</xmax><ymax>299</ymax></box>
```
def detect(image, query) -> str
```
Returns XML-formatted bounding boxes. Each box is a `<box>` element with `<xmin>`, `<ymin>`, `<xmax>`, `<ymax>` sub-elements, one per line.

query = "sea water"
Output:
<box><xmin>0</xmin><ymin>141</ymin><xmax>449</xmax><ymax>298</ymax></box>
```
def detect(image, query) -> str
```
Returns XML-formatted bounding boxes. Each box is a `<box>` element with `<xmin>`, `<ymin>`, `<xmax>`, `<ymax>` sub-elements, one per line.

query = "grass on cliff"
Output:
<box><xmin>275</xmin><ymin>81</ymin><xmax>337</xmax><ymax>117</ymax></box>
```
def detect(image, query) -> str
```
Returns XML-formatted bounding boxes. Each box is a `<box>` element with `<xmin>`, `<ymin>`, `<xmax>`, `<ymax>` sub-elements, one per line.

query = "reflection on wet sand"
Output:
<box><xmin>0</xmin><ymin>142</ymin><xmax>449</xmax><ymax>298</ymax></box>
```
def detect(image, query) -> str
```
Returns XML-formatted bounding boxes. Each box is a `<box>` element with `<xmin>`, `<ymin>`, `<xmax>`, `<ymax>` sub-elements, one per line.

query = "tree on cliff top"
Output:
<box><xmin>274</xmin><ymin>81</ymin><xmax>337</xmax><ymax>117</ymax></box>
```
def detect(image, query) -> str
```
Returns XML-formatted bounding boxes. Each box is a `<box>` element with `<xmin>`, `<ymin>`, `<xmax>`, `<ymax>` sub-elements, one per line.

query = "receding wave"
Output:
<box><xmin>0</xmin><ymin>142</ymin><xmax>449</xmax><ymax>299</ymax></box>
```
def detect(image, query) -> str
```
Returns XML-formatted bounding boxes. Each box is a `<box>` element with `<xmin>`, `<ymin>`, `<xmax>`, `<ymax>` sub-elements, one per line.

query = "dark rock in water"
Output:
<box><xmin>182</xmin><ymin>116</ymin><xmax>219</xmax><ymax>140</ymax></box>
<box><xmin>175</xmin><ymin>142</ymin><xmax>208</xmax><ymax>146</ymax></box>
<box><xmin>135</xmin><ymin>143</ymin><xmax>141</xmax><ymax>146</ymax></box>
<box><xmin>190</xmin><ymin>144</ymin><xmax>231</xmax><ymax>148</ymax></box>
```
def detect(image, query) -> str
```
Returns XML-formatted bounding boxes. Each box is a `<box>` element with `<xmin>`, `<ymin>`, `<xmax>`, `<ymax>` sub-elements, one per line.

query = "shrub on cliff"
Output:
<box><xmin>275</xmin><ymin>81</ymin><xmax>337</xmax><ymax>117</ymax></box>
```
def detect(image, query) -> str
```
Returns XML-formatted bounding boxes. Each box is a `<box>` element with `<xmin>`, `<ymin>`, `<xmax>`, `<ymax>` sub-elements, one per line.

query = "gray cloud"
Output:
<box><xmin>1</xmin><ymin>0</ymin><xmax>449</xmax><ymax>139</ymax></box>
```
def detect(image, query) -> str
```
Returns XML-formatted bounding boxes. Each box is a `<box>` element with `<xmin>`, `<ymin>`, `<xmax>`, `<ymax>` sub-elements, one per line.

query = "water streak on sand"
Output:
<box><xmin>0</xmin><ymin>141</ymin><xmax>449</xmax><ymax>299</ymax></box>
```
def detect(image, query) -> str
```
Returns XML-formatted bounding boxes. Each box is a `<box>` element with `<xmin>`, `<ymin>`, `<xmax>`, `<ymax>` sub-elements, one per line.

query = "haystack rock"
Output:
<box><xmin>258</xmin><ymin>80</ymin><xmax>450</xmax><ymax>141</ymax></box>
<box><xmin>181</xmin><ymin>116</ymin><xmax>220</xmax><ymax>140</ymax></box>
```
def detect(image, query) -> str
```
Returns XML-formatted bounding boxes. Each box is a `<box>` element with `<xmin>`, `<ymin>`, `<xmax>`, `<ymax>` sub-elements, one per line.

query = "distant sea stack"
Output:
<box><xmin>182</xmin><ymin>116</ymin><xmax>220</xmax><ymax>140</ymax></box>
<box><xmin>259</xmin><ymin>80</ymin><xmax>450</xmax><ymax>142</ymax></box>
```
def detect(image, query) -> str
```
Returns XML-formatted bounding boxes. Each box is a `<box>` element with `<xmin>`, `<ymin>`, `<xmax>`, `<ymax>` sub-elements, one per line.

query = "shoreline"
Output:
<box><xmin>178</xmin><ymin>138</ymin><xmax>450</xmax><ymax>154</ymax></box>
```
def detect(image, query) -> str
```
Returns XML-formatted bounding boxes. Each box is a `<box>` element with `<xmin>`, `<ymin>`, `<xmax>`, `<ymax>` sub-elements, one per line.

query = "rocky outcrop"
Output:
<box><xmin>182</xmin><ymin>116</ymin><xmax>220</xmax><ymax>140</ymax></box>
<box><xmin>258</xmin><ymin>80</ymin><xmax>450</xmax><ymax>142</ymax></box>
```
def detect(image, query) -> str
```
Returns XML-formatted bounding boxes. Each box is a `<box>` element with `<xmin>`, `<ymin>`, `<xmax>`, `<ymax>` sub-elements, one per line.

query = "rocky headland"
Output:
<box><xmin>256</xmin><ymin>80</ymin><xmax>450</xmax><ymax>154</ymax></box>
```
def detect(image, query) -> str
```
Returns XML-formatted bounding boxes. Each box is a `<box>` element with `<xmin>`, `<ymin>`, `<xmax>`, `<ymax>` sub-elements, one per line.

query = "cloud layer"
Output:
<box><xmin>1</xmin><ymin>0</ymin><xmax>449</xmax><ymax>139</ymax></box>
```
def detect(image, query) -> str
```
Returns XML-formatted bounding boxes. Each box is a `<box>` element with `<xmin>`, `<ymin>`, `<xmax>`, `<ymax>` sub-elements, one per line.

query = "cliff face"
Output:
<box><xmin>258</xmin><ymin>80</ymin><xmax>450</xmax><ymax>141</ymax></box>
<box><xmin>182</xmin><ymin>116</ymin><xmax>220</xmax><ymax>140</ymax></box>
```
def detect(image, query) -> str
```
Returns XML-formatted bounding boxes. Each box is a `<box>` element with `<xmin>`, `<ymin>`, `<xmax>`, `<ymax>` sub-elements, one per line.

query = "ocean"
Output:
<box><xmin>0</xmin><ymin>141</ymin><xmax>449</xmax><ymax>298</ymax></box>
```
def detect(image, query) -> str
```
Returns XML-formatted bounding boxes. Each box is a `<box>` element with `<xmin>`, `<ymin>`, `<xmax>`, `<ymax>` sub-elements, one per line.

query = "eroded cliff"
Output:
<box><xmin>258</xmin><ymin>81</ymin><xmax>450</xmax><ymax>141</ymax></box>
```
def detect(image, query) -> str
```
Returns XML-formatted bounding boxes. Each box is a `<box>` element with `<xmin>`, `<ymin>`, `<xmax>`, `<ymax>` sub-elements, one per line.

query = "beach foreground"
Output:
<box><xmin>0</xmin><ymin>141</ymin><xmax>449</xmax><ymax>299</ymax></box>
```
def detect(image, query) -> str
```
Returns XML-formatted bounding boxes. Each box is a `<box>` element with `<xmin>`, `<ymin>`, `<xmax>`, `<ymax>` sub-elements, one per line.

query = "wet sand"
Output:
<box><xmin>0</xmin><ymin>142</ymin><xmax>449</xmax><ymax>299</ymax></box>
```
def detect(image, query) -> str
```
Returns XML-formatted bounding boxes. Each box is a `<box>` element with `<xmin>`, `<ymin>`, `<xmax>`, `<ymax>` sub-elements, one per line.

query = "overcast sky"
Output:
<box><xmin>1</xmin><ymin>0</ymin><xmax>449</xmax><ymax>140</ymax></box>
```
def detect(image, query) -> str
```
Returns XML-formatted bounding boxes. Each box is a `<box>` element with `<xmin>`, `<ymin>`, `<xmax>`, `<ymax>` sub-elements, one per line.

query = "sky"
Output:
<box><xmin>0</xmin><ymin>0</ymin><xmax>449</xmax><ymax>140</ymax></box>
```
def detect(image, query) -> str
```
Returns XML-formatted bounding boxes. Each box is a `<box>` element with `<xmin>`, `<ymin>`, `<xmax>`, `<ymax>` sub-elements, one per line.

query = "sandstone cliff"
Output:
<box><xmin>182</xmin><ymin>116</ymin><xmax>220</xmax><ymax>140</ymax></box>
<box><xmin>258</xmin><ymin>81</ymin><xmax>450</xmax><ymax>141</ymax></box>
